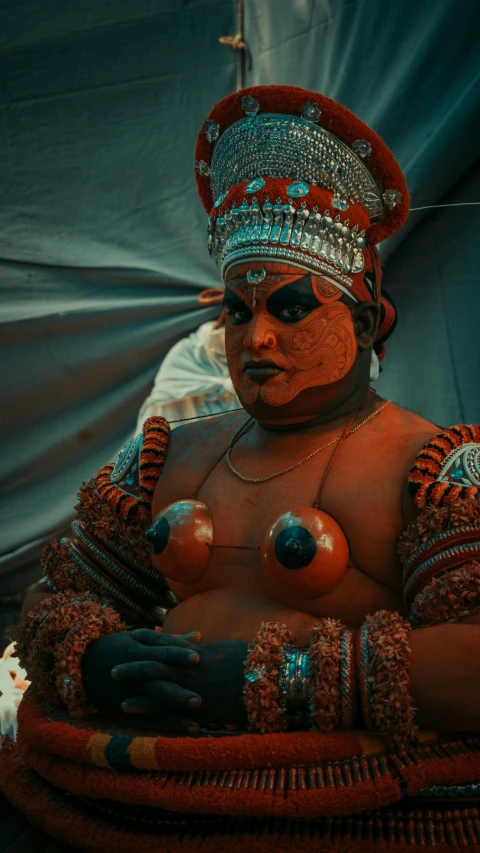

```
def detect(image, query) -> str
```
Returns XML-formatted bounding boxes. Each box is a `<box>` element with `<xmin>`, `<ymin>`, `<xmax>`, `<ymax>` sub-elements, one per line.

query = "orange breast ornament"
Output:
<box><xmin>145</xmin><ymin>500</ymin><xmax>213</xmax><ymax>585</ymax></box>
<box><xmin>146</xmin><ymin>500</ymin><xmax>349</xmax><ymax>598</ymax></box>
<box><xmin>260</xmin><ymin>507</ymin><xmax>349</xmax><ymax>597</ymax></box>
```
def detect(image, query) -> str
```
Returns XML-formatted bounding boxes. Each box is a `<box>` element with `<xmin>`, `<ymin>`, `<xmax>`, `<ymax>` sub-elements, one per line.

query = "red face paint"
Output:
<box><xmin>225</xmin><ymin>262</ymin><xmax>358</xmax><ymax>408</ymax></box>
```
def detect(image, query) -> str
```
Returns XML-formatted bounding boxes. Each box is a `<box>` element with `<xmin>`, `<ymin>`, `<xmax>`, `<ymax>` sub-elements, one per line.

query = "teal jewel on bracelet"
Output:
<box><xmin>246</xmin><ymin>177</ymin><xmax>265</xmax><ymax>193</ymax></box>
<box><xmin>287</xmin><ymin>181</ymin><xmax>309</xmax><ymax>198</ymax></box>
<box><xmin>245</xmin><ymin>665</ymin><xmax>266</xmax><ymax>683</ymax></box>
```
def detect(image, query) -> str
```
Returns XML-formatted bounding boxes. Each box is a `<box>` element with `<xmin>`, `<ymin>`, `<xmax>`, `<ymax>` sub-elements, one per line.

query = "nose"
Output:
<box><xmin>244</xmin><ymin>313</ymin><xmax>277</xmax><ymax>350</ymax></box>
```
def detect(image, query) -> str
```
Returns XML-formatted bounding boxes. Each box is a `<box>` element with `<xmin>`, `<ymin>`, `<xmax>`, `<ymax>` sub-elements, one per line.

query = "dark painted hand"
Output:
<box><xmin>114</xmin><ymin>629</ymin><xmax>248</xmax><ymax>732</ymax></box>
<box><xmin>83</xmin><ymin>629</ymin><xmax>202</xmax><ymax>734</ymax></box>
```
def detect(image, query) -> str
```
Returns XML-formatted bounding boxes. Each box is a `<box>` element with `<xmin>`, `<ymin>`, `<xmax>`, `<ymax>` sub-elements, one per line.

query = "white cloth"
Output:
<box><xmin>0</xmin><ymin>643</ymin><xmax>29</xmax><ymax>742</ymax></box>
<box><xmin>369</xmin><ymin>349</ymin><xmax>380</xmax><ymax>382</ymax></box>
<box><xmin>136</xmin><ymin>321</ymin><xmax>239</xmax><ymax>430</ymax></box>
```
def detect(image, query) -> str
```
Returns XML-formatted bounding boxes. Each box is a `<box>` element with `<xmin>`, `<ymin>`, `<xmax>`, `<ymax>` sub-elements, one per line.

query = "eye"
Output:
<box><xmin>277</xmin><ymin>304</ymin><xmax>311</xmax><ymax>322</ymax></box>
<box><xmin>225</xmin><ymin>305</ymin><xmax>252</xmax><ymax>324</ymax></box>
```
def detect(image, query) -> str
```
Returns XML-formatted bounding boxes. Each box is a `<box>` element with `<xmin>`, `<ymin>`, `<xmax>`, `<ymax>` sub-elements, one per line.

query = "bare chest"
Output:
<box><xmin>154</xmin><ymin>427</ymin><xmax>408</xmax><ymax>600</ymax></box>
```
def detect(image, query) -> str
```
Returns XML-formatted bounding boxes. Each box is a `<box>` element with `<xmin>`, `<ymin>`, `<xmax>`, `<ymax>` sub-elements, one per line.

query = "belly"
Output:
<box><xmin>163</xmin><ymin>588</ymin><xmax>320</xmax><ymax>644</ymax></box>
<box><xmin>162</xmin><ymin>579</ymin><xmax>404</xmax><ymax>645</ymax></box>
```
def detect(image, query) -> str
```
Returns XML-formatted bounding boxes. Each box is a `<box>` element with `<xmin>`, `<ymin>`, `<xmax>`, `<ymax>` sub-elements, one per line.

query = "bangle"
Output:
<box><xmin>309</xmin><ymin>618</ymin><xmax>344</xmax><ymax>731</ymax></box>
<box><xmin>54</xmin><ymin>598</ymin><xmax>126</xmax><ymax>716</ymax></box>
<box><xmin>243</xmin><ymin>622</ymin><xmax>294</xmax><ymax>733</ymax></box>
<box><xmin>16</xmin><ymin>590</ymin><xmax>126</xmax><ymax>716</ymax></box>
<box><xmin>409</xmin><ymin>560</ymin><xmax>480</xmax><ymax>627</ymax></box>
<box><xmin>357</xmin><ymin>610</ymin><xmax>417</xmax><ymax>749</ymax></box>
<box><xmin>339</xmin><ymin>626</ymin><xmax>356</xmax><ymax>729</ymax></box>
<box><xmin>278</xmin><ymin>646</ymin><xmax>311</xmax><ymax>729</ymax></box>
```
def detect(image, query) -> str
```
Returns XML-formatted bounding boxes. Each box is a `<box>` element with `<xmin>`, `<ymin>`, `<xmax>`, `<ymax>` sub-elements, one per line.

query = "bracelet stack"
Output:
<box><xmin>244</xmin><ymin>619</ymin><xmax>356</xmax><ymax>733</ymax></box>
<box><xmin>16</xmin><ymin>590</ymin><xmax>126</xmax><ymax>717</ymax></box>
<box><xmin>243</xmin><ymin>622</ymin><xmax>295</xmax><ymax>733</ymax></box>
<box><xmin>244</xmin><ymin>612</ymin><xmax>416</xmax><ymax>746</ymax></box>
<box><xmin>357</xmin><ymin>610</ymin><xmax>418</xmax><ymax>749</ymax></box>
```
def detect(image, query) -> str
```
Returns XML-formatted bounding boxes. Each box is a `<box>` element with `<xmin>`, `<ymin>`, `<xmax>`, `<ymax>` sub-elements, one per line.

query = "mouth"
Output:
<box><xmin>243</xmin><ymin>359</ymin><xmax>285</xmax><ymax>382</ymax></box>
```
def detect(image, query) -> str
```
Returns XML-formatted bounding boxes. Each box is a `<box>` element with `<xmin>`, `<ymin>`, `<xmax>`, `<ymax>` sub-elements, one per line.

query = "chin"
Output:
<box><xmin>236</xmin><ymin>380</ymin><xmax>354</xmax><ymax>424</ymax></box>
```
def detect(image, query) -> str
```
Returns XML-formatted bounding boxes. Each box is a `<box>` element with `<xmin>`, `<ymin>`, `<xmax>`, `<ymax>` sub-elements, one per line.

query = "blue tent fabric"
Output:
<box><xmin>0</xmin><ymin>0</ymin><xmax>479</xmax><ymax>593</ymax></box>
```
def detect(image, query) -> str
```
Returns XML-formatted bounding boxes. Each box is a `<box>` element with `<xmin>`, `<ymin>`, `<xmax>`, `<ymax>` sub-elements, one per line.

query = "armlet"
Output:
<box><xmin>408</xmin><ymin>423</ymin><xmax>480</xmax><ymax>508</ymax></box>
<box><xmin>399</xmin><ymin>424</ymin><xmax>480</xmax><ymax>626</ymax></box>
<box><xmin>42</xmin><ymin>416</ymin><xmax>175</xmax><ymax>624</ymax></box>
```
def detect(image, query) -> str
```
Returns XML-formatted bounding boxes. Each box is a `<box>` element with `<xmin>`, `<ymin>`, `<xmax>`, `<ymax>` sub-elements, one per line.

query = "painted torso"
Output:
<box><xmin>154</xmin><ymin>402</ymin><xmax>437</xmax><ymax>643</ymax></box>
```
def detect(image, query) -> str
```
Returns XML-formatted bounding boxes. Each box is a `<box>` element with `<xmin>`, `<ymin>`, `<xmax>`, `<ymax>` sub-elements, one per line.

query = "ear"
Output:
<box><xmin>352</xmin><ymin>301</ymin><xmax>380</xmax><ymax>350</ymax></box>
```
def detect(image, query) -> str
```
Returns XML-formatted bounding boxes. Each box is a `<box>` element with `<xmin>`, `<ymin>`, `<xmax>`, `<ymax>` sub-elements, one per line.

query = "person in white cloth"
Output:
<box><xmin>136</xmin><ymin>289</ymin><xmax>239</xmax><ymax>430</ymax></box>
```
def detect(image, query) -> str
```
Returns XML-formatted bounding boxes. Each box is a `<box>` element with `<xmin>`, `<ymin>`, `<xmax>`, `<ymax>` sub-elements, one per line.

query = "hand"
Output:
<box><xmin>83</xmin><ymin>629</ymin><xmax>202</xmax><ymax>734</ymax></box>
<box><xmin>113</xmin><ymin>629</ymin><xmax>249</xmax><ymax>732</ymax></box>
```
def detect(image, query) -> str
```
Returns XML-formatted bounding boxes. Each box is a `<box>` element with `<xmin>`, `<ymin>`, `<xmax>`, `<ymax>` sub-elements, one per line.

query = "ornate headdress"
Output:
<box><xmin>195</xmin><ymin>85</ymin><xmax>409</xmax><ymax>356</ymax></box>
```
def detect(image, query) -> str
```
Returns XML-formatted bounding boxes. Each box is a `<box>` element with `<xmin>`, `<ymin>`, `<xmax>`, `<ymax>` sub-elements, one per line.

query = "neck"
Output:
<box><xmin>254</xmin><ymin>385</ymin><xmax>376</xmax><ymax>435</ymax></box>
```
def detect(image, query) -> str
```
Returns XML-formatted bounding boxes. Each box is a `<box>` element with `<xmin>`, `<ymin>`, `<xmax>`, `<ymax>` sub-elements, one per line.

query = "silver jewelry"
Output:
<box><xmin>226</xmin><ymin>400</ymin><xmax>391</xmax><ymax>484</ymax></box>
<box><xmin>279</xmin><ymin>646</ymin><xmax>312</xmax><ymax>728</ymax></box>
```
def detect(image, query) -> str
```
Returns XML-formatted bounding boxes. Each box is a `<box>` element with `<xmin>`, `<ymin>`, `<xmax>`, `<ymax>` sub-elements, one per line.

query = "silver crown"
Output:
<box><xmin>208</xmin><ymin>195</ymin><xmax>366</xmax><ymax>287</ymax></box>
<box><xmin>209</xmin><ymin>113</ymin><xmax>384</xmax><ymax>221</ymax></box>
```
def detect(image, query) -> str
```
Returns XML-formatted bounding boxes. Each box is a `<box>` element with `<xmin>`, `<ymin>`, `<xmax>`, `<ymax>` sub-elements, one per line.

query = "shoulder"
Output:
<box><xmin>151</xmin><ymin>410</ymin><xmax>247</xmax><ymax>514</ymax></box>
<box><xmin>371</xmin><ymin>401</ymin><xmax>439</xmax><ymax>472</ymax></box>
<box><xmin>164</xmin><ymin>410</ymin><xmax>246</xmax><ymax>469</ymax></box>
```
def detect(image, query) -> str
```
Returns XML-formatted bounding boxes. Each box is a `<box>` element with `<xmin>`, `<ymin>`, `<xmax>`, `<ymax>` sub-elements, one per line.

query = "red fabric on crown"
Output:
<box><xmin>195</xmin><ymin>85</ymin><xmax>410</xmax><ymax>246</ymax></box>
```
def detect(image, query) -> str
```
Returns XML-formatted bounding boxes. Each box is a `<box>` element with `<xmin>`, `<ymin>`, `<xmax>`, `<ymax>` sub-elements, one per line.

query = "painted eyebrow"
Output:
<box><xmin>223</xmin><ymin>289</ymin><xmax>247</xmax><ymax>308</ymax></box>
<box><xmin>267</xmin><ymin>279</ymin><xmax>317</xmax><ymax>308</ymax></box>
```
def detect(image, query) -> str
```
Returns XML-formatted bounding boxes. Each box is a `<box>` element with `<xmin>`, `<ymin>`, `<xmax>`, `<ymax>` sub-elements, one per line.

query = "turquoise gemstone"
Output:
<box><xmin>245</xmin><ymin>177</ymin><xmax>265</xmax><ymax>193</ymax></box>
<box><xmin>214</xmin><ymin>191</ymin><xmax>228</xmax><ymax>208</ymax></box>
<box><xmin>287</xmin><ymin>181</ymin><xmax>309</xmax><ymax>198</ymax></box>
<box><xmin>451</xmin><ymin>467</ymin><xmax>465</xmax><ymax>481</ymax></box>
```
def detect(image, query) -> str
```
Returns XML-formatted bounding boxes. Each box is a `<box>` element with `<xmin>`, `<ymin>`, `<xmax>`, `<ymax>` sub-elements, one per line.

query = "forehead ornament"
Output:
<box><xmin>246</xmin><ymin>267</ymin><xmax>266</xmax><ymax>285</ymax></box>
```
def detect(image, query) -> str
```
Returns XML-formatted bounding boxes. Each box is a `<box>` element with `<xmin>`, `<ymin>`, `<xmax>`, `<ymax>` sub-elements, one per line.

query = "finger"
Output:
<box><xmin>135</xmin><ymin>680</ymin><xmax>202</xmax><ymax>709</ymax></box>
<box><xmin>112</xmin><ymin>649</ymin><xmax>198</xmax><ymax>682</ymax></box>
<box><xmin>133</xmin><ymin>629</ymin><xmax>201</xmax><ymax>647</ymax></box>
<box><xmin>121</xmin><ymin>697</ymin><xmax>199</xmax><ymax>735</ymax></box>
<box><xmin>111</xmin><ymin>655</ymin><xmax>198</xmax><ymax>683</ymax></box>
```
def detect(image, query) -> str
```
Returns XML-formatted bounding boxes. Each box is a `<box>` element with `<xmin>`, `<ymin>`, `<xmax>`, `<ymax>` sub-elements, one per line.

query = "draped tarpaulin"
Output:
<box><xmin>0</xmin><ymin>0</ymin><xmax>479</xmax><ymax>593</ymax></box>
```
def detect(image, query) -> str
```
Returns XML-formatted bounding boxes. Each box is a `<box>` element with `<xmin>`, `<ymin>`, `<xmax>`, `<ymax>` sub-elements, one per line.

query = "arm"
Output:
<box><xmin>17</xmin><ymin>418</ymin><xmax>175</xmax><ymax>716</ymax></box>
<box><xmin>397</xmin><ymin>423</ymin><xmax>480</xmax><ymax>733</ymax></box>
<box><xmin>410</xmin><ymin>620</ymin><xmax>480</xmax><ymax>730</ymax></box>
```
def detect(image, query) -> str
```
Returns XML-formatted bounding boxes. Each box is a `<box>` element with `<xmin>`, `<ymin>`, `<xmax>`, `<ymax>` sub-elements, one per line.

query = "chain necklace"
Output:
<box><xmin>225</xmin><ymin>400</ymin><xmax>392</xmax><ymax>484</ymax></box>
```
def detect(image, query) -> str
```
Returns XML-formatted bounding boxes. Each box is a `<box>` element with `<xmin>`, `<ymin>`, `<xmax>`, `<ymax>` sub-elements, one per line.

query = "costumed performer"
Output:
<box><xmin>3</xmin><ymin>85</ymin><xmax>480</xmax><ymax>853</ymax></box>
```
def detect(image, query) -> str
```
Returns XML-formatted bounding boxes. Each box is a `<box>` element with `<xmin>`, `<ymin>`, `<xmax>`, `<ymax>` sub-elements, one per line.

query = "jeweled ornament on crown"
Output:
<box><xmin>204</xmin><ymin>119</ymin><xmax>220</xmax><ymax>143</ymax></box>
<box><xmin>241</xmin><ymin>95</ymin><xmax>260</xmax><ymax>117</ymax></box>
<box><xmin>331</xmin><ymin>195</ymin><xmax>350</xmax><ymax>211</ymax></box>
<box><xmin>246</xmin><ymin>177</ymin><xmax>265</xmax><ymax>193</ymax></box>
<box><xmin>194</xmin><ymin>160</ymin><xmax>210</xmax><ymax>177</ymax></box>
<box><xmin>287</xmin><ymin>181</ymin><xmax>310</xmax><ymax>198</ymax></box>
<box><xmin>352</xmin><ymin>139</ymin><xmax>372</xmax><ymax>158</ymax></box>
<box><xmin>382</xmin><ymin>189</ymin><xmax>403</xmax><ymax>208</ymax></box>
<box><xmin>300</xmin><ymin>101</ymin><xmax>321</xmax><ymax>123</ymax></box>
<box><xmin>214</xmin><ymin>191</ymin><xmax>228</xmax><ymax>208</ymax></box>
